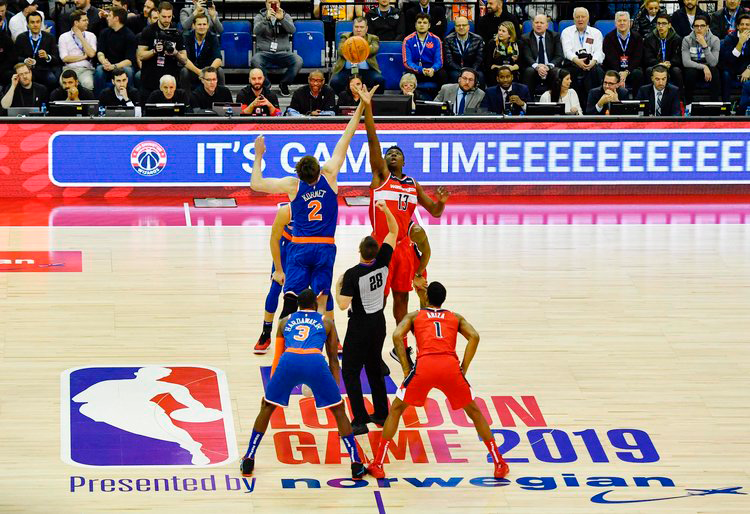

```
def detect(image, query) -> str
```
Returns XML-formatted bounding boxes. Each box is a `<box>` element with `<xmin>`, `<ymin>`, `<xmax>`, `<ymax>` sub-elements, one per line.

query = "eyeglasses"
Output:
<box><xmin>693</xmin><ymin>23</ymin><xmax>707</xmax><ymax>28</ymax></box>
<box><xmin>603</xmin><ymin>81</ymin><xmax>619</xmax><ymax>86</ymax></box>
<box><xmin>656</xmin><ymin>21</ymin><xmax>669</xmax><ymax>26</ymax></box>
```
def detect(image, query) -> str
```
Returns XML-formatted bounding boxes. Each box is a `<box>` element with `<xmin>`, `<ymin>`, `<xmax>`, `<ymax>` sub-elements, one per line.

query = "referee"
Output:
<box><xmin>335</xmin><ymin>200</ymin><xmax>398</xmax><ymax>435</ymax></box>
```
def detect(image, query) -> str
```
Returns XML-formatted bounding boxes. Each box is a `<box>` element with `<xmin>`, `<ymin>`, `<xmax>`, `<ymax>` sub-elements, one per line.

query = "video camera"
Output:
<box><xmin>156</xmin><ymin>28</ymin><xmax>181</xmax><ymax>54</ymax></box>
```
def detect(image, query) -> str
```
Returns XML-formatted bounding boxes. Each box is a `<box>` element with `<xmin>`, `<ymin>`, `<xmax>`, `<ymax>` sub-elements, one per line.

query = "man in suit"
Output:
<box><xmin>14</xmin><ymin>10</ymin><xmax>60</xmax><ymax>91</ymax></box>
<box><xmin>443</xmin><ymin>16</ymin><xmax>484</xmax><ymax>85</ymax></box>
<box><xmin>520</xmin><ymin>13</ymin><xmax>564</xmax><ymax>94</ymax></box>
<box><xmin>434</xmin><ymin>67</ymin><xmax>485</xmax><ymax>115</ymax></box>
<box><xmin>330</xmin><ymin>16</ymin><xmax>385</xmax><ymax>95</ymax></box>
<box><xmin>710</xmin><ymin>0</ymin><xmax>749</xmax><ymax>41</ymax></box>
<box><xmin>636</xmin><ymin>65</ymin><xmax>681</xmax><ymax>115</ymax></box>
<box><xmin>586</xmin><ymin>69</ymin><xmax>631</xmax><ymax>114</ymax></box>
<box><xmin>671</xmin><ymin>0</ymin><xmax>707</xmax><ymax>38</ymax></box>
<box><xmin>480</xmin><ymin>65</ymin><xmax>530</xmax><ymax>115</ymax></box>
<box><xmin>719</xmin><ymin>13</ymin><xmax>750</xmax><ymax>102</ymax></box>
<box><xmin>602</xmin><ymin>10</ymin><xmax>646</xmax><ymax>94</ymax></box>
<box><xmin>405</xmin><ymin>0</ymin><xmax>446</xmax><ymax>41</ymax></box>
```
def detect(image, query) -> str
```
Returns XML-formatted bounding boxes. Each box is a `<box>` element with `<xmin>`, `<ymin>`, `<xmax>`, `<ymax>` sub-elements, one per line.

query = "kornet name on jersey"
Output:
<box><xmin>370</xmin><ymin>174</ymin><xmax>418</xmax><ymax>243</ymax></box>
<box><xmin>413</xmin><ymin>308</ymin><xmax>460</xmax><ymax>358</ymax></box>
<box><xmin>283</xmin><ymin>311</ymin><xmax>327</xmax><ymax>351</ymax></box>
<box><xmin>291</xmin><ymin>175</ymin><xmax>338</xmax><ymax>240</ymax></box>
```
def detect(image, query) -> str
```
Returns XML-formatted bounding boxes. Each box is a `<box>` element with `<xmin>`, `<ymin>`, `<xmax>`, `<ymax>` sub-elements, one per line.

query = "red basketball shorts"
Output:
<box><xmin>396</xmin><ymin>354</ymin><xmax>474</xmax><ymax>410</ymax></box>
<box><xmin>385</xmin><ymin>238</ymin><xmax>426</xmax><ymax>295</ymax></box>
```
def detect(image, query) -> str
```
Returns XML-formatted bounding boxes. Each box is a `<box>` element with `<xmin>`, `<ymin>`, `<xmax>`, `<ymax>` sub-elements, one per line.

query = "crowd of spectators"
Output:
<box><xmin>1</xmin><ymin>0</ymin><xmax>749</xmax><ymax>116</ymax></box>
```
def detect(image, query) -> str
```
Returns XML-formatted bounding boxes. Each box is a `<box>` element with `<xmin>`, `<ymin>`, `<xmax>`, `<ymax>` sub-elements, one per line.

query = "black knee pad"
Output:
<box><xmin>280</xmin><ymin>293</ymin><xmax>298</xmax><ymax>319</ymax></box>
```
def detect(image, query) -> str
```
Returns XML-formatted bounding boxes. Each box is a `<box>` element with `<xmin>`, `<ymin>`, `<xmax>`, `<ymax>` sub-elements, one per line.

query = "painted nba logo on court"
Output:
<box><xmin>130</xmin><ymin>141</ymin><xmax>167</xmax><ymax>176</ymax></box>
<box><xmin>61</xmin><ymin>366</ymin><xmax>237</xmax><ymax>467</ymax></box>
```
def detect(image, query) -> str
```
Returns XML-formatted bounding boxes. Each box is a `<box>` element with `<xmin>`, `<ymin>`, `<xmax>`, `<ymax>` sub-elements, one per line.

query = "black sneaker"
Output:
<box><xmin>279</xmin><ymin>83</ymin><xmax>291</xmax><ymax>97</ymax></box>
<box><xmin>240</xmin><ymin>457</ymin><xmax>254</xmax><ymax>477</ymax></box>
<box><xmin>389</xmin><ymin>346</ymin><xmax>414</xmax><ymax>369</ymax></box>
<box><xmin>351</xmin><ymin>462</ymin><xmax>367</xmax><ymax>480</ymax></box>
<box><xmin>352</xmin><ymin>423</ymin><xmax>369</xmax><ymax>436</ymax></box>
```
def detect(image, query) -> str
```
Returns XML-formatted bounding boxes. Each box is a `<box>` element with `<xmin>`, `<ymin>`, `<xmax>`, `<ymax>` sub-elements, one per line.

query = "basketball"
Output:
<box><xmin>342</xmin><ymin>36</ymin><xmax>370</xmax><ymax>63</ymax></box>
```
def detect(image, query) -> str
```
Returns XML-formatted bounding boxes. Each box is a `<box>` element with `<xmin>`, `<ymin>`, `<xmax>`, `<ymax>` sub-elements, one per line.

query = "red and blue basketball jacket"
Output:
<box><xmin>402</xmin><ymin>32</ymin><xmax>443</xmax><ymax>73</ymax></box>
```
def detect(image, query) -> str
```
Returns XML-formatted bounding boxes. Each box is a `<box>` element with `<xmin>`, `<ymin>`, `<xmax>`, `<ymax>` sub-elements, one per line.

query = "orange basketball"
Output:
<box><xmin>342</xmin><ymin>36</ymin><xmax>370</xmax><ymax>63</ymax></box>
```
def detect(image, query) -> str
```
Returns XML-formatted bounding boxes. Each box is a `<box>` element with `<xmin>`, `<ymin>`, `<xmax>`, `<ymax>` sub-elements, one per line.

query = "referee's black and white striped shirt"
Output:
<box><xmin>340</xmin><ymin>243</ymin><xmax>394</xmax><ymax>317</ymax></box>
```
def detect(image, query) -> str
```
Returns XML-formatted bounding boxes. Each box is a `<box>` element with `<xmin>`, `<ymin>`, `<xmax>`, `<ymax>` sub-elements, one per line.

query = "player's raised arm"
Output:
<box><xmin>455</xmin><ymin>313</ymin><xmax>480</xmax><ymax>375</ymax></box>
<box><xmin>324</xmin><ymin>319</ymin><xmax>341</xmax><ymax>384</ymax></box>
<box><xmin>250</xmin><ymin>135</ymin><xmax>298</xmax><ymax>195</ymax></box>
<box><xmin>361</xmin><ymin>86</ymin><xmax>388</xmax><ymax>186</ymax></box>
<box><xmin>415</xmin><ymin>183</ymin><xmax>450</xmax><ymax>217</ymax></box>
<box><xmin>375</xmin><ymin>200</ymin><xmax>398</xmax><ymax>249</ymax></box>
<box><xmin>392</xmin><ymin>311</ymin><xmax>418</xmax><ymax>375</ymax></box>
<box><xmin>269</xmin><ymin>205</ymin><xmax>291</xmax><ymax>285</ymax></box>
<box><xmin>321</xmin><ymin>99</ymin><xmax>367</xmax><ymax>183</ymax></box>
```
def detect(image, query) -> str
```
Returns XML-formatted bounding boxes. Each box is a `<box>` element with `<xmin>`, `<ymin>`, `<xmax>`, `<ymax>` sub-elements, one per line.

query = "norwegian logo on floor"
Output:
<box><xmin>0</xmin><ymin>251</ymin><xmax>82</xmax><ymax>272</ymax></box>
<box><xmin>61</xmin><ymin>366</ymin><xmax>237</xmax><ymax>467</ymax></box>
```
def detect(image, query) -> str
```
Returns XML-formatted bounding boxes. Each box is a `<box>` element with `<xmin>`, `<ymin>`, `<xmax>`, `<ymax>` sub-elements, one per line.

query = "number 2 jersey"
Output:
<box><xmin>413</xmin><ymin>308</ymin><xmax>460</xmax><ymax>359</ymax></box>
<box><xmin>291</xmin><ymin>174</ymin><xmax>338</xmax><ymax>242</ymax></box>
<box><xmin>370</xmin><ymin>174</ymin><xmax>418</xmax><ymax>244</ymax></box>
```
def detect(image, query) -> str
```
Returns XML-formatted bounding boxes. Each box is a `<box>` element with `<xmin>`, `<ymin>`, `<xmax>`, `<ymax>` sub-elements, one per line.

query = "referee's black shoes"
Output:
<box><xmin>352</xmin><ymin>422</ymin><xmax>369</xmax><ymax>436</ymax></box>
<box><xmin>352</xmin><ymin>462</ymin><xmax>367</xmax><ymax>480</ymax></box>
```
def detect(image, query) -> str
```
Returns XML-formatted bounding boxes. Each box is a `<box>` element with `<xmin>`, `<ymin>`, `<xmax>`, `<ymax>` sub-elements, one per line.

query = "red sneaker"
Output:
<box><xmin>254</xmin><ymin>334</ymin><xmax>271</xmax><ymax>354</ymax></box>
<box><xmin>367</xmin><ymin>462</ymin><xmax>385</xmax><ymax>479</ymax></box>
<box><xmin>494</xmin><ymin>458</ymin><xmax>509</xmax><ymax>479</ymax></box>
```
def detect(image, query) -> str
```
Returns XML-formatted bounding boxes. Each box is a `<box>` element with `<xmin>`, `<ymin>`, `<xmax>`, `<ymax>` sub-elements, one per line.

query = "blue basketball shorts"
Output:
<box><xmin>264</xmin><ymin>352</ymin><xmax>342</xmax><ymax>409</ymax></box>
<box><xmin>283</xmin><ymin>243</ymin><xmax>337</xmax><ymax>297</ymax></box>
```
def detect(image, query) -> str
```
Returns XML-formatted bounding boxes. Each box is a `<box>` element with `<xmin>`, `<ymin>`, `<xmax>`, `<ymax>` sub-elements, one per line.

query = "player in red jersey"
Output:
<box><xmin>367</xmin><ymin>281</ymin><xmax>509</xmax><ymax>479</ymax></box>
<box><xmin>362</xmin><ymin>93</ymin><xmax>448</xmax><ymax>366</ymax></box>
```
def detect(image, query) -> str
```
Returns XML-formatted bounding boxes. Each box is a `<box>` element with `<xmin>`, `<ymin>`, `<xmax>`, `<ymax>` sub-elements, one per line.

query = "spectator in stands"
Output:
<box><xmin>682</xmin><ymin>14</ymin><xmax>721</xmax><ymax>103</ymax></box>
<box><xmin>180</xmin><ymin>0</ymin><xmax>222</xmax><ymax>34</ymax></box>
<box><xmin>402</xmin><ymin>12</ymin><xmax>444</xmax><ymax>97</ymax></box>
<box><xmin>330</xmin><ymin>16</ymin><xmax>385</xmax><ymax>95</ymax></box>
<box><xmin>57</xmin><ymin>0</ymin><xmax>104</xmax><ymax>37</ymax></box>
<box><xmin>434</xmin><ymin>67</ymin><xmax>485</xmax><ymax>115</ymax></box>
<box><xmin>483</xmin><ymin>20</ymin><xmax>519</xmax><ymax>87</ymax></box>
<box><xmin>94</xmin><ymin>7</ymin><xmax>136</xmax><ymax>95</ymax></box>
<box><xmin>237</xmin><ymin>67</ymin><xmax>281</xmax><ymax>116</ymax></box>
<box><xmin>146</xmin><ymin>73</ymin><xmax>191</xmax><ymax>104</ymax></box>
<box><xmin>287</xmin><ymin>69</ymin><xmax>336</xmax><ymax>116</ymax></box>
<box><xmin>0</xmin><ymin>14</ymin><xmax>13</xmax><ymax>85</ymax></box>
<box><xmin>181</xmin><ymin>12</ymin><xmax>222</xmax><ymax>90</ymax></box>
<box><xmin>336</xmin><ymin>74</ymin><xmax>362</xmax><ymax>111</ymax></box>
<box><xmin>539</xmin><ymin>68</ymin><xmax>582</xmax><ymax>114</ymax></box>
<box><xmin>444</xmin><ymin>15</ymin><xmax>484</xmax><ymax>86</ymax></box>
<box><xmin>0</xmin><ymin>62</ymin><xmax>47</xmax><ymax>109</ymax></box>
<box><xmin>9</xmin><ymin>0</ymin><xmax>44</xmax><ymax>42</ymax></box>
<box><xmin>636</xmin><ymin>64</ymin><xmax>681</xmax><ymax>115</ymax></box>
<box><xmin>399</xmin><ymin>72</ymin><xmax>418</xmax><ymax>109</ymax></box>
<box><xmin>672</xmin><ymin>0</ymin><xmax>707</xmax><ymax>38</ymax></box>
<box><xmin>719</xmin><ymin>13</ymin><xmax>750</xmax><ymax>101</ymax></box>
<box><xmin>14</xmin><ymin>11</ymin><xmax>59</xmax><ymax>91</ymax></box>
<box><xmin>405</xmin><ymin>0</ymin><xmax>446</xmax><ymax>41</ymax></box>
<box><xmin>561</xmin><ymin>7</ymin><xmax>605</xmax><ymax>102</ymax></box>
<box><xmin>190</xmin><ymin>65</ymin><xmax>232</xmax><ymax>108</ymax></box>
<box><xmin>477</xmin><ymin>0</ymin><xmax>520</xmax><ymax>44</ymax></box>
<box><xmin>634</xmin><ymin>0</ymin><xmax>666</xmax><ymax>37</ymax></box>
<box><xmin>149</xmin><ymin>8</ymin><xmax>159</xmax><ymax>25</ymax></box>
<box><xmin>603</xmin><ymin>11</ymin><xmax>645</xmax><ymax>93</ymax></box>
<box><xmin>481</xmin><ymin>65</ymin><xmax>530</xmax><ymax>114</ymax></box>
<box><xmin>585</xmin><ymin>69</ymin><xmax>630</xmax><ymax>114</ymax></box>
<box><xmin>520</xmin><ymin>13</ymin><xmax>563</xmax><ymax>94</ymax></box>
<box><xmin>252</xmin><ymin>0</ymin><xmax>302</xmax><ymax>97</ymax></box>
<box><xmin>313</xmin><ymin>0</ymin><xmax>354</xmax><ymax>57</ymax></box>
<box><xmin>644</xmin><ymin>13</ymin><xmax>684</xmax><ymax>95</ymax></box>
<box><xmin>365</xmin><ymin>0</ymin><xmax>405</xmax><ymax>42</ymax></box>
<box><xmin>711</xmin><ymin>0</ymin><xmax>749</xmax><ymax>40</ymax></box>
<box><xmin>0</xmin><ymin>0</ymin><xmax>10</xmax><ymax>38</ymax></box>
<box><xmin>58</xmin><ymin>9</ymin><xmax>97</xmax><ymax>91</ymax></box>
<box><xmin>50</xmin><ymin>67</ymin><xmax>94</xmax><ymax>100</ymax></box>
<box><xmin>130</xmin><ymin>0</ymin><xmax>155</xmax><ymax>35</ymax></box>
<box><xmin>137</xmin><ymin>2</ymin><xmax>196</xmax><ymax>101</ymax></box>
<box><xmin>98</xmin><ymin>66</ymin><xmax>139</xmax><ymax>106</ymax></box>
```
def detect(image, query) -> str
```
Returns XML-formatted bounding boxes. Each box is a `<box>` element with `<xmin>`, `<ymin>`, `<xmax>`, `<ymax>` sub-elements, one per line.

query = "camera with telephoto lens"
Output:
<box><xmin>576</xmin><ymin>49</ymin><xmax>592</xmax><ymax>65</ymax></box>
<box><xmin>156</xmin><ymin>28</ymin><xmax>181</xmax><ymax>54</ymax></box>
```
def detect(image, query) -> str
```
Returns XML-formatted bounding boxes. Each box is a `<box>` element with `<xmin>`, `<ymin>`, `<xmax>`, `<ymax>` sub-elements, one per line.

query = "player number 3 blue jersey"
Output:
<box><xmin>283</xmin><ymin>311</ymin><xmax>327</xmax><ymax>351</ymax></box>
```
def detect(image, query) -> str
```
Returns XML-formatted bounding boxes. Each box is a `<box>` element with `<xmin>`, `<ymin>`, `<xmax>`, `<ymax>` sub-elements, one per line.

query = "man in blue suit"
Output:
<box><xmin>636</xmin><ymin>65</ymin><xmax>681</xmax><ymax>116</ymax></box>
<box><xmin>586</xmin><ymin>70</ymin><xmax>631</xmax><ymax>114</ymax></box>
<box><xmin>480</xmin><ymin>66</ymin><xmax>530</xmax><ymax>115</ymax></box>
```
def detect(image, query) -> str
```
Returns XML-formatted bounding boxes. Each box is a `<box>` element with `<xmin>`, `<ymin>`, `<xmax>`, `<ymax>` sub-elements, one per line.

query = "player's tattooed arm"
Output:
<box><xmin>415</xmin><ymin>183</ymin><xmax>450</xmax><ymax>217</ymax></box>
<box><xmin>456</xmin><ymin>313</ymin><xmax>480</xmax><ymax>375</ymax></box>
<box><xmin>324</xmin><ymin>319</ymin><xmax>341</xmax><ymax>383</ymax></box>
<box><xmin>392</xmin><ymin>312</ymin><xmax>418</xmax><ymax>375</ymax></box>
<box><xmin>249</xmin><ymin>135</ymin><xmax>298</xmax><ymax>195</ymax></box>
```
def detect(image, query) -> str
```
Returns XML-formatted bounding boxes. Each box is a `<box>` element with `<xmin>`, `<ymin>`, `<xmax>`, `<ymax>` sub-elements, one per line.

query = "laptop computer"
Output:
<box><xmin>104</xmin><ymin>106</ymin><xmax>135</xmax><ymax>117</ymax></box>
<box><xmin>6</xmin><ymin>107</ymin><xmax>41</xmax><ymax>117</ymax></box>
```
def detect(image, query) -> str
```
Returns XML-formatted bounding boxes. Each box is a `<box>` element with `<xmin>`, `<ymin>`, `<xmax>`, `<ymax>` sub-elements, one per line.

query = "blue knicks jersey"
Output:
<box><xmin>283</xmin><ymin>311</ymin><xmax>327</xmax><ymax>351</ymax></box>
<box><xmin>290</xmin><ymin>175</ymin><xmax>338</xmax><ymax>240</ymax></box>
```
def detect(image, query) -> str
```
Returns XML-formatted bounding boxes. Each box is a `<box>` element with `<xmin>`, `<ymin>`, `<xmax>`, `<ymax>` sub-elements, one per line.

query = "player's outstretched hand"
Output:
<box><xmin>254</xmin><ymin>134</ymin><xmax>266</xmax><ymax>156</ymax></box>
<box><xmin>358</xmin><ymin>84</ymin><xmax>379</xmax><ymax>106</ymax></box>
<box><xmin>375</xmin><ymin>199</ymin><xmax>390</xmax><ymax>212</ymax></box>
<box><xmin>436</xmin><ymin>186</ymin><xmax>450</xmax><ymax>203</ymax></box>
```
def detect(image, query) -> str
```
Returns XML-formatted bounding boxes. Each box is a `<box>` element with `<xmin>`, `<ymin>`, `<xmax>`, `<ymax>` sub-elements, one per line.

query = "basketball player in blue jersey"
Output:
<box><xmin>254</xmin><ymin>204</ymin><xmax>335</xmax><ymax>353</ymax></box>
<box><xmin>241</xmin><ymin>289</ymin><xmax>367</xmax><ymax>480</ymax></box>
<box><xmin>251</xmin><ymin>88</ymin><xmax>376</xmax><ymax>321</ymax></box>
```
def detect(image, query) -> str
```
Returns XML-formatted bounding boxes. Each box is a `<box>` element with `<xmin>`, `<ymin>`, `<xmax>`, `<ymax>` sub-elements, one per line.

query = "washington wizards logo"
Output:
<box><xmin>130</xmin><ymin>141</ymin><xmax>167</xmax><ymax>177</ymax></box>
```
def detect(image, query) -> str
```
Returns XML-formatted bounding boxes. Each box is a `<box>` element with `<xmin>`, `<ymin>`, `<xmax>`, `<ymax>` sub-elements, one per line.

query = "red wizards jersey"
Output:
<box><xmin>370</xmin><ymin>174</ymin><xmax>418</xmax><ymax>244</ymax></box>
<box><xmin>413</xmin><ymin>308</ymin><xmax>460</xmax><ymax>359</ymax></box>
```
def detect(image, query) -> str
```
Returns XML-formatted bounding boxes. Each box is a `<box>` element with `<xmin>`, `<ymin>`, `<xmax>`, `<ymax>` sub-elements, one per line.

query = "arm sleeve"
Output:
<box><xmin>340</xmin><ymin>269</ymin><xmax>357</xmax><ymax>297</ymax></box>
<box><xmin>375</xmin><ymin>242</ymin><xmax>394</xmax><ymax>267</ymax></box>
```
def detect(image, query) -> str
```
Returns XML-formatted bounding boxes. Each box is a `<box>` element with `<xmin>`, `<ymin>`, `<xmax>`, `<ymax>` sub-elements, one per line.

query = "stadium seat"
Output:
<box><xmin>376</xmin><ymin>53</ymin><xmax>405</xmax><ymax>91</ymax></box>
<box><xmin>222</xmin><ymin>20</ymin><xmax>250</xmax><ymax>33</ymax></box>
<box><xmin>378</xmin><ymin>41</ymin><xmax>402</xmax><ymax>54</ymax></box>
<box><xmin>557</xmin><ymin>19</ymin><xmax>574</xmax><ymax>33</ymax></box>
<box><xmin>335</xmin><ymin>20</ymin><xmax>353</xmax><ymax>43</ymax></box>
<box><xmin>44</xmin><ymin>19</ymin><xmax>55</xmax><ymax>37</ymax></box>
<box><xmin>221</xmin><ymin>32</ymin><xmax>252</xmax><ymax>69</ymax></box>
<box><xmin>594</xmin><ymin>20</ymin><xmax>616</xmax><ymax>35</ymax></box>
<box><xmin>295</xmin><ymin>20</ymin><xmax>324</xmax><ymax>33</ymax></box>
<box><xmin>522</xmin><ymin>20</ymin><xmax>533</xmax><ymax>34</ymax></box>
<box><xmin>294</xmin><ymin>30</ymin><xmax>326</xmax><ymax>68</ymax></box>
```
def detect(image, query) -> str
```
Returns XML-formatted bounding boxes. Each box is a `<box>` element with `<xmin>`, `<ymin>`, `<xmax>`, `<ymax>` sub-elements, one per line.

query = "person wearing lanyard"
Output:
<box><xmin>13</xmin><ymin>10</ymin><xmax>59</xmax><ymax>91</ymax></box>
<box><xmin>405</xmin><ymin>0</ymin><xmax>446</xmax><ymax>40</ymax></box>
<box><xmin>180</xmin><ymin>12</ymin><xmax>222</xmax><ymax>91</ymax></box>
<box><xmin>365</xmin><ymin>0</ymin><xmax>405</xmax><ymax>42</ymax></box>
<box><xmin>719</xmin><ymin>13</ymin><xmax>750</xmax><ymax>102</ymax></box>
<box><xmin>561</xmin><ymin>7</ymin><xmax>605</xmax><ymax>103</ymax></box>
<box><xmin>681</xmin><ymin>14</ymin><xmax>721</xmax><ymax>104</ymax></box>
<box><xmin>603</xmin><ymin>11</ymin><xmax>645</xmax><ymax>93</ymax></box>
<box><xmin>58</xmin><ymin>9</ymin><xmax>97</xmax><ymax>91</ymax></box>
<box><xmin>402</xmin><ymin>13</ymin><xmax>445</xmax><ymax>97</ymax></box>
<box><xmin>710</xmin><ymin>0</ymin><xmax>748</xmax><ymax>41</ymax></box>
<box><xmin>643</xmin><ymin>13</ymin><xmax>685</xmax><ymax>99</ymax></box>
<box><xmin>443</xmin><ymin>16</ymin><xmax>484</xmax><ymax>85</ymax></box>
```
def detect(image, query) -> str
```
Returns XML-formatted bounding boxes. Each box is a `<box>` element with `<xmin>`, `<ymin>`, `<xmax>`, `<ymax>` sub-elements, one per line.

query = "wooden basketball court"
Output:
<box><xmin>1</xmin><ymin>215</ymin><xmax>749</xmax><ymax>512</ymax></box>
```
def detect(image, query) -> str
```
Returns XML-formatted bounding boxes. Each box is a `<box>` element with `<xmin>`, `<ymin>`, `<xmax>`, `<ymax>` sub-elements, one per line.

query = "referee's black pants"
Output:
<box><xmin>342</xmin><ymin>313</ymin><xmax>389</xmax><ymax>425</ymax></box>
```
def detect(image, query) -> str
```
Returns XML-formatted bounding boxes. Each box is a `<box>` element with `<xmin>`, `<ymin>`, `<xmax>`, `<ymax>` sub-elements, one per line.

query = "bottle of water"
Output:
<box><xmin>40</xmin><ymin>103</ymin><xmax>47</xmax><ymax>116</ymax></box>
<box><xmin>746</xmin><ymin>106</ymin><xmax>750</xmax><ymax>117</ymax></box>
<box><xmin>98</xmin><ymin>106</ymin><xmax>105</xmax><ymax>117</ymax></box>
<box><xmin>226</xmin><ymin>105</ymin><xmax>233</xmax><ymax>117</ymax></box>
